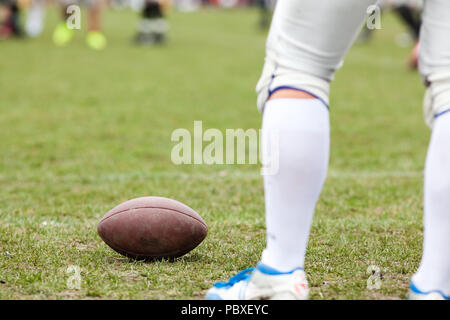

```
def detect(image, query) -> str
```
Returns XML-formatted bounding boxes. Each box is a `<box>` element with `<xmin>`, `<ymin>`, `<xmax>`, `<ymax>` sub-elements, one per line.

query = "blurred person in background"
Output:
<box><xmin>0</xmin><ymin>0</ymin><xmax>22</xmax><ymax>39</ymax></box>
<box><xmin>390</xmin><ymin>0</ymin><xmax>422</xmax><ymax>41</ymax></box>
<box><xmin>134</xmin><ymin>0</ymin><xmax>170</xmax><ymax>46</ymax></box>
<box><xmin>384</xmin><ymin>0</ymin><xmax>422</xmax><ymax>69</ymax></box>
<box><xmin>172</xmin><ymin>0</ymin><xmax>201</xmax><ymax>12</ymax></box>
<box><xmin>255</xmin><ymin>0</ymin><xmax>274</xmax><ymax>30</ymax></box>
<box><xmin>25</xmin><ymin>0</ymin><xmax>46</xmax><ymax>37</ymax></box>
<box><xmin>358</xmin><ymin>0</ymin><xmax>423</xmax><ymax>69</ymax></box>
<box><xmin>52</xmin><ymin>0</ymin><xmax>107</xmax><ymax>50</ymax></box>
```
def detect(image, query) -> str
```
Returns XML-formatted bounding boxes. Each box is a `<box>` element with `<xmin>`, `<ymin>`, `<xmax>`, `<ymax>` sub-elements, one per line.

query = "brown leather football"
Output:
<box><xmin>97</xmin><ymin>197</ymin><xmax>208</xmax><ymax>260</ymax></box>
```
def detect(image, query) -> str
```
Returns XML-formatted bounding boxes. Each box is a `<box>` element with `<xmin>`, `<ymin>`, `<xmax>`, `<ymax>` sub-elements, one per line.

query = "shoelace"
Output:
<box><xmin>213</xmin><ymin>267</ymin><xmax>255</xmax><ymax>288</ymax></box>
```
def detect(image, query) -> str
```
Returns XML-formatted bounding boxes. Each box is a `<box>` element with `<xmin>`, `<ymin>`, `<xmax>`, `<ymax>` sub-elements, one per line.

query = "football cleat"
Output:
<box><xmin>205</xmin><ymin>263</ymin><xmax>309</xmax><ymax>300</ymax></box>
<box><xmin>408</xmin><ymin>282</ymin><xmax>450</xmax><ymax>300</ymax></box>
<box><xmin>134</xmin><ymin>19</ymin><xmax>167</xmax><ymax>46</ymax></box>
<box><xmin>86</xmin><ymin>31</ymin><xmax>107</xmax><ymax>51</ymax></box>
<box><xmin>53</xmin><ymin>23</ymin><xmax>74</xmax><ymax>46</ymax></box>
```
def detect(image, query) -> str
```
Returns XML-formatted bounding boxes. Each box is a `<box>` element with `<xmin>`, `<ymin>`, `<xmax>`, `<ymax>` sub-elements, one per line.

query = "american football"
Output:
<box><xmin>97</xmin><ymin>197</ymin><xmax>208</xmax><ymax>260</ymax></box>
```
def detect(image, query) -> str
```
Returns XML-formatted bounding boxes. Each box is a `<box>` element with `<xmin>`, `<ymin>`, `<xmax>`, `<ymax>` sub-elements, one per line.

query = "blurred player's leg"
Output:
<box><xmin>358</xmin><ymin>1</ymin><xmax>422</xmax><ymax>69</ymax></box>
<box><xmin>53</xmin><ymin>0</ymin><xmax>106</xmax><ymax>49</ymax></box>
<box><xmin>256</xmin><ymin>0</ymin><xmax>271</xmax><ymax>30</ymax></box>
<box><xmin>25</xmin><ymin>0</ymin><xmax>46</xmax><ymax>37</ymax></box>
<box><xmin>206</xmin><ymin>0</ymin><xmax>376</xmax><ymax>300</ymax></box>
<box><xmin>53</xmin><ymin>0</ymin><xmax>76</xmax><ymax>46</ymax></box>
<box><xmin>85</xmin><ymin>0</ymin><xmax>107</xmax><ymax>50</ymax></box>
<box><xmin>134</xmin><ymin>0</ymin><xmax>168</xmax><ymax>46</ymax></box>
<box><xmin>392</xmin><ymin>2</ymin><xmax>422</xmax><ymax>69</ymax></box>
<box><xmin>0</xmin><ymin>0</ymin><xmax>22</xmax><ymax>39</ymax></box>
<box><xmin>392</xmin><ymin>0</ymin><xmax>423</xmax><ymax>41</ymax></box>
<box><xmin>410</xmin><ymin>0</ymin><xmax>450</xmax><ymax>300</ymax></box>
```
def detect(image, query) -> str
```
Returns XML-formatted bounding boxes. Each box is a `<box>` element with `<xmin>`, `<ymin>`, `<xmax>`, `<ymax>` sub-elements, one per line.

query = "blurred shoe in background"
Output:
<box><xmin>53</xmin><ymin>22</ymin><xmax>73</xmax><ymax>46</ymax></box>
<box><xmin>86</xmin><ymin>30</ymin><xmax>107</xmax><ymax>50</ymax></box>
<box><xmin>134</xmin><ymin>0</ymin><xmax>168</xmax><ymax>46</ymax></box>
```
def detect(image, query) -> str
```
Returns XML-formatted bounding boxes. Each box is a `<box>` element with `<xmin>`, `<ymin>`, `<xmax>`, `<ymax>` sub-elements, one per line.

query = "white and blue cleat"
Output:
<box><xmin>408</xmin><ymin>282</ymin><xmax>450</xmax><ymax>300</ymax></box>
<box><xmin>205</xmin><ymin>263</ymin><xmax>309</xmax><ymax>300</ymax></box>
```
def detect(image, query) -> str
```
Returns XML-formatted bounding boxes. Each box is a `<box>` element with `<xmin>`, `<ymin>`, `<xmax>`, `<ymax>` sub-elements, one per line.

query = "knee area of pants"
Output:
<box><xmin>256</xmin><ymin>67</ymin><xmax>330</xmax><ymax>112</ymax></box>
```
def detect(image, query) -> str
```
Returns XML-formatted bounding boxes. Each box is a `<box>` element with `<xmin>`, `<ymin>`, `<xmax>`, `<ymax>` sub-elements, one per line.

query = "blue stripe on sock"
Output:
<box><xmin>434</xmin><ymin>108</ymin><xmax>450</xmax><ymax>119</ymax></box>
<box><xmin>257</xmin><ymin>262</ymin><xmax>303</xmax><ymax>275</ymax></box>
<box><xmin>205</xmin><ymin>293</ymin><xmax>223</xmax><ymax>300</ymax></box>
<box><xmin>268</xmin><ymin>86</ymin><xmax>329</xmax><ymax>110</ymax></box>
<box><xmin>410</xmin><ymin>281</ymin><xmax>450</xmax><ymax>300</ymax></box>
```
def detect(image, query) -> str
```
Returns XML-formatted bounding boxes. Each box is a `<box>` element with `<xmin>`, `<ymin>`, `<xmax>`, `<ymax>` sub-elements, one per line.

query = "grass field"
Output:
<box><xmin>0</xmin><ymin>7</ymin><xmax>430</xmax><ymax>299</ymax></box>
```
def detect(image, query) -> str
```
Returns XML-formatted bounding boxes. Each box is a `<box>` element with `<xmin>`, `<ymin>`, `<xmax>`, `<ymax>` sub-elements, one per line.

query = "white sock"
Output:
<box><xmin>260</xmin><ymin>98</ymin><xmax>330</xmax><ymax>272</ymax></box>
<box><xmin>412</xmin><ymin>112</ymin><xmax>450</xmax><ymax>296</ymax></box>
<box><xmin>25</xmin><ymin>0</ymin><xmax>45</xmax><ymax>38</ymax></box>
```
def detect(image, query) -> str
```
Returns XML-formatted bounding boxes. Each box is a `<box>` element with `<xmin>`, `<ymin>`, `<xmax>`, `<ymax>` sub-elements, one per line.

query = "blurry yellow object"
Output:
<box><xmin>53</xmin><ymin>23</ymin><xmax>74</xmax><ymax>47</ymax></box>
<box><xmin>86</xmin><ymin>31</ymin><xmax>107</xmax><ymax>51</ymax></box>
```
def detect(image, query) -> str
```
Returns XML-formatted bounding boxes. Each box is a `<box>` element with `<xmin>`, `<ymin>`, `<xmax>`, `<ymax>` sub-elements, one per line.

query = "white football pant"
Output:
<box><xmin>257</xmin><ymin>0</ymin><xmax>450</xmax><ymax>124</ymax></box>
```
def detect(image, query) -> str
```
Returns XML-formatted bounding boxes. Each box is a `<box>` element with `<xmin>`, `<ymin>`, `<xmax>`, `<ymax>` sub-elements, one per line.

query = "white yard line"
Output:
<box><xmin>0</xmin><ymin>169</ymin><xmax>424</xmax><ymax>184</ymax></box>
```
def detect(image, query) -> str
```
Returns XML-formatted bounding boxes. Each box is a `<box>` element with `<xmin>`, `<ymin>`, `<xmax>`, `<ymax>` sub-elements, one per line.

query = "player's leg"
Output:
<box><xmin>52</xmin><ymin>0</ymin><xmax>76</xmax><ymax>46</ymax></box>
<box><xmin>409</xmin><ymin>0</ymin><xmax>450</xmax><ymax>300</ymax></box>
<box><xmin>393</xmin><ymin>1</ymin><xmax>422</xmax><ymax>69</ymax></box>
<box><xmin>25</xmin><ymin>0</ymin><xmax>46</xmax><ymax>38</ymax></box>
<box><xmin>84</xmin><ymin>0</ymin><xmax>107</xmax><ymax>50</ymax></box>
<box><xmin>256</xmin><ymin>0</ymin><xmax>271</xmax><ymax>30</ymax></box>
<box><xmin>393</xmin><ymin>3</ymin><xmax>421</xmax><ymax>41</ymax></box>
<box><xmin>206</xmin><ymin>0</ymin><xmax>376</xmax><ymax>300</ymax></box>
<box><xmin>0</xmin><ymin>0</ymin><xmax>22</xmax><ymax>39</ymax></box>
<box><xmin>134</xmin><ymin>0</ymin><xmax>168</xmax><ymax>46</ymax></box>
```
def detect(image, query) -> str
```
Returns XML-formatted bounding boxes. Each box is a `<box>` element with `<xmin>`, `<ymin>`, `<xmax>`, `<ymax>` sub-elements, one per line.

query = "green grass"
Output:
<box><xmin>0</xmin><ymin>7</ymin><xmax>428</xmax><ymax>299</ymax></box>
